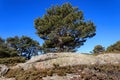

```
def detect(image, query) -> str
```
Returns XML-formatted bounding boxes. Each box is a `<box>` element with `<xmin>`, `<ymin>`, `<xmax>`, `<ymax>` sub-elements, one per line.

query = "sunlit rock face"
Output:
<box><xmin>12</xmin><ymin>53</ymin><xmax>120</xmax><ymax>70</ymax></box>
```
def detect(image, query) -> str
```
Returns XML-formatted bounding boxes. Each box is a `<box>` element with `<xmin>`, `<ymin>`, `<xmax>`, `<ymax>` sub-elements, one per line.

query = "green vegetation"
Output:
<box><xmin>34</xmin><ymin>3</ymin><xmax>96</xmax><ymax>53</ymax></box>
<box><xmin>0</xmin><ymin>3</ymin><xmax>119</xmax><ymax>58</ymax></box>
<box><xmin>0</xmin><ymin>49</ymin><xmax>10</xmax><ymax>58</ymax></box>
<box><xmin>5</xmin><ymin>64</ymin><xmax>120</xmax><ymax>80</ymax></box>
<box><xmin>106</xmin><ymin>40</ymin><xmax>120</xmax><ymax>53</ymax></box>
<box><xmin>0</xmin><ymin>37</ymin><xmax>17</xmax><ymax>58</ymax></box>
<box><xmin>6</xmin><ymin>36</ymin><xmax>41</xmax><ymax>59</ymax></box>
<box><xmin>0</xmin><ymin>3</ymin><xmax>120</xmax><ymax>80</ymax></box>
<box><xmin>92</xmin><ymin>40</ymin><xmax>120</xmax><ymax>54</ymax></box>
<box><xmin>0</xmin><ymin>36</ymin><xmax>41</xmax><ymax>59</ymax></box>
<box><xmin>93</xmin><ymin>45</ymin><xmax>105</xmax><ymax>54</ymax></box>
<box><xmin>0</xmin><ymin>57</ymin><xmax>25</xmax><ymax>65</ymax></box>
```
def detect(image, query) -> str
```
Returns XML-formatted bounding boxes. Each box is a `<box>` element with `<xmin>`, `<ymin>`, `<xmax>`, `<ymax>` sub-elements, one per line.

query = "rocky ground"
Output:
<box><xmin>0</xmin><ymin>53</ymin><xmax>120</xmax><ymax>80</ymax></box>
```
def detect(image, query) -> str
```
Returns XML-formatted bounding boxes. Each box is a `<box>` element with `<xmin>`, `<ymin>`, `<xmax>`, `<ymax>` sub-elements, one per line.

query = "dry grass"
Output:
<box><xmin>0</xmin><ymin>57</ymin><xmax>25</xmax><ymax>66</ymax></box>
<box><xmin>2</xmin><ymin>53</ymin><xmax>120</xmax><ymax>80</ymax></box>
<box><xmin>4</xmin><ymin>64</ymin><xmax>120</xmax><ymax>80</ymax></box>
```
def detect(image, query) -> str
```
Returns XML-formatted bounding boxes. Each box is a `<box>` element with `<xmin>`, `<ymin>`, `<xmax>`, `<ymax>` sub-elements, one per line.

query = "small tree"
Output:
<box><xmin>19</xmin><ymin>36</ymin><xmax>41</xmax><ymax>59</ymax></box>
<box><xmin>0</xmin><ymin>37</ymin><xmax>5</xmax><ymax>44</ymax></box>
<box><xmin>0</xmin><ymin>37</ymin><xmax>12</xmax><ymax>58</ymax></box>
<box><xmin>93</xmin><ymin>45</ymin><xmax>105</xmax><ymax>54</ymax></box>
<box><xmin>6</xmin><ymin>36</ymin><xmax>41</xmax><ymax>59</ymax></box>
<box><xmin>0</xmin><ymin>49</ymin><xmax>10</xmax><ymax>58</ymax></box>
<box><xmin>106</xmin><ymin>40</ymin><xmax>120</xmax><ymax>53</ymax></box>
<box><xmin>34</xmin><ymin>3</ymin><xmax>96</xmax><ymax>53</ymax></box>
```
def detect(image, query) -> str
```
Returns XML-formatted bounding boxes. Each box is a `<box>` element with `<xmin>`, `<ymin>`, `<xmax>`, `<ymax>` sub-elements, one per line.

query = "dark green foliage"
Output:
<box><xmin>19</xmin><ymin>36</ymin><xmax>41</xmax><ymax>59</ymax></box>
<box><xmin>93</xmin><ymin>45</ymin><xmax>105</xmax><ymax>54</ymax></box>
<box><xmin>0</xmin><ymin>36</ymin><xmax>41</xmax><ymax>59</ymax></box>
<box><xmin>6</xmin><ymin>36</ymin><xmax>41</xmax><ymax>59</ymax></box>
<box><xmin>0</xmin><ymin>37</ymin><xmax>13</xmax><ymax>58</ymax></box>
<box><xmin>106</xmin><ymin>40</ymin><xmax>120</xmax><ymax>53</ymax></box>
<box><xmin>6</xmin><ymin>36</ymin><xmax>19</xmax><ymax>50</ymax></box>
<box><xmin>34</xmin><ymin>3</ymin><xmax>96</xmax><ymax>53</ymax></box>
<box><xmin>0</xmin><ymin>48</ymin><xmax>18</xmax><ymax>58</ymax></box>
<box><xmin>9</xmin><ymin>50</ymin><xmax>18</xmax><ymax>57</ymax></box>
<box><xmin>0</xmin><ymin>49</ymin><xmax>10</xmax><ymax>58</ymax></box>
<box><xmin>0</xmin><ymin>37</ymin><xmax>5</xmax><ymax>44</ymax></box>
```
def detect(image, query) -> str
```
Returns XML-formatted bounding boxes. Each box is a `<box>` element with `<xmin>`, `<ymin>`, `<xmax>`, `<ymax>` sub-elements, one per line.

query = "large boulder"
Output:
<box><xmin>12</xmin><ymin>53</ymin><xmax>97</xmax><ymax>70</ymax></box>
<box><xmin>11</xmin><ymin>53</ymin><xmax>120</xmax><ymax>71</ymax></box>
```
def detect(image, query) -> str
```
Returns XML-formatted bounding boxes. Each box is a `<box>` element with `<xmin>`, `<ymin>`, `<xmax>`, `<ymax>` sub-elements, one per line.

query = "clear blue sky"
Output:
<box><xmin>0</xmin><ymin>0</ymin><xmax>120</xmax><ymax>53</ymax></box>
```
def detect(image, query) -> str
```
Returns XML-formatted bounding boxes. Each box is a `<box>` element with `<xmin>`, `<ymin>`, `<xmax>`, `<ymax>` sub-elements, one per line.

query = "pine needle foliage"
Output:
<box><xmin>34</xmin><ymin>3</ymin><xmax>96</xmax><ymax>52</ymax></box>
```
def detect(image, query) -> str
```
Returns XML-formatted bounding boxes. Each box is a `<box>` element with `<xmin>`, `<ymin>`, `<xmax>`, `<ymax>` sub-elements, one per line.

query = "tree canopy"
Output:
<box><xmin>0</xmin><ymin>36</ymin><xmax>41</xmax><ymax>59</ymax></box>
<box><xmin>0</xmin><ymin>37</ymin><xmax>14</xmax><ymax>58</ymax></box>
<box><xmin>6</xmin><ymin>36</ymin><xmax>41</xmax><ymax>59</ymax></box>
<box><xmin>34</xmin><ymin>3</ymin><xmax>96</xmax><ymax>52</ymax></box>
<box><xmin>93</xmin><ymin>45</ymin><xmax>105</xmax><ymax>54</ymax></box>
<box><xmin>106</xmin><ymin>40</ymin><xmax>120</xmax><ymax>53</ymax></box>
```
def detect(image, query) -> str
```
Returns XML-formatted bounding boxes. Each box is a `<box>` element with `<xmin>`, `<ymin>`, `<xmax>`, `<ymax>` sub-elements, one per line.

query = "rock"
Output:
<box><xmin>12</xmin><ymin>53</ymin><xmax>97</xmax><ymax>70</ymax></box>
<box><xmin>97</xmin><ymin>53</ymin><xmax>120</xmax><ymax>64</ymax></box>
<box><xmin>0</xmin><ymin>65</ymin><xmax>9</xmax><ymax>77</ymax></box>
<box><xmin>11</xmin><ymin>53</ymin><xmax>120</xmax><ymax>71</ymax></box>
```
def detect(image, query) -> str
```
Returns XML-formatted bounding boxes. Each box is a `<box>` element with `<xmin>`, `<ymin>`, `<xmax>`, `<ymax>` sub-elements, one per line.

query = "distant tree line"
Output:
<box><xmin>92</xmin><ymin>40</ymin><xmax>120</xmax><ymax>54</ymax></box>
<box><xmin>106</xmin><ymin>41</ymin><xmax>120</xmax><ymax>53</ymax></box>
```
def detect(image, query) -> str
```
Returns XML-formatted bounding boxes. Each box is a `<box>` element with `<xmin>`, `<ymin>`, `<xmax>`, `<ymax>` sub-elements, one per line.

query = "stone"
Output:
<box><xmin>0</xmin><ymin>65</ymin><xmax>9</xmax><ymax>77</ymax></box>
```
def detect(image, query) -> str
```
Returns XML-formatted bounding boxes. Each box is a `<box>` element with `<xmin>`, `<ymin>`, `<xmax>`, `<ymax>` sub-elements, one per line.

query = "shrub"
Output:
<box><xmin>9</xmin><ymin>50</ymin><xmax>18</xmax><ymax>57</ymax></box>
<box><xmin>93</xmin><ymin>45</ymin><xmax>105</xmax><ymax>54</ymax></box>
<box><xmin>0</xmin><ymin>50</ymin><xmax>10</xmax><ymax>58</ymax></box>
<box><xmin>5</xmin><ymin>64</ymin><xmax>120</xmax><ymax>80</ymax></box>
<box><xmin>0</xmin><ymin>57</ymin><xmax>25</xmax><ymax>65</ymax></box>
<box><xmin>106</xmin><ymin>40</ymin><xmax>120</xmax><ymax>53</ymax></box>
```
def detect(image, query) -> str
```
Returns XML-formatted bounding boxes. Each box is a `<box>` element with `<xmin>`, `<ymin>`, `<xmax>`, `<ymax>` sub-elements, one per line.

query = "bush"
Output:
<box><xmin>0</xmin><ymin>48</ymin><xmax>18</xmax><ymax>58</ymax></box>
<box><xmin>93</xmin><ymin>45</ymin><xmax>105</xmax><ymax>54</ymax></box>
<box><xmin>0</xmin><ymin>50</ymin><xmax>10</xmax><ymax>58</ymax></box>
<box><xmin>5</xmin><ymin>64</ymin><xmax>120</xmax><ymax>80</ymax></box>
<box><xmin>106</xmin><ymin>40</ymin><xmax>120</xmax><ymax>53</ymax></box>
<box><xmin>9</xmin><ymin>51</ymin><xmax>18</xmax><ymax>57</ymax></box>
<box><xmin>0</xmin><ymin>57</ymin><xmax>25</xmax><ymax>65</ymax></box>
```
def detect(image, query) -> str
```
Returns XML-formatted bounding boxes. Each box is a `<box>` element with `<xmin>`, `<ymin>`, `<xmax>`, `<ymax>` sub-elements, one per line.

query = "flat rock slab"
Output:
<box><xmin>12</xmin><ymin>53</ymin><xmax>120</xmax><ymax>70</ymax></box>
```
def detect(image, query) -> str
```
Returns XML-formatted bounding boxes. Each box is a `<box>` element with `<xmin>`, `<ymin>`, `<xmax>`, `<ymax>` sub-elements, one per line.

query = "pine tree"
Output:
<box><xmin>6</xmin><ymin>36</ymin><xmax>41</xmax><ymax>59</ymax></box>
<box><xmin>0</xmin><ymin>37</ymin><xmax>11</xmax><ymax>58</ymax></box>
<box><xmin>34</xmin><ymin>3</ymin><xmax>96</xmax><ymax>53</ymax></box>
